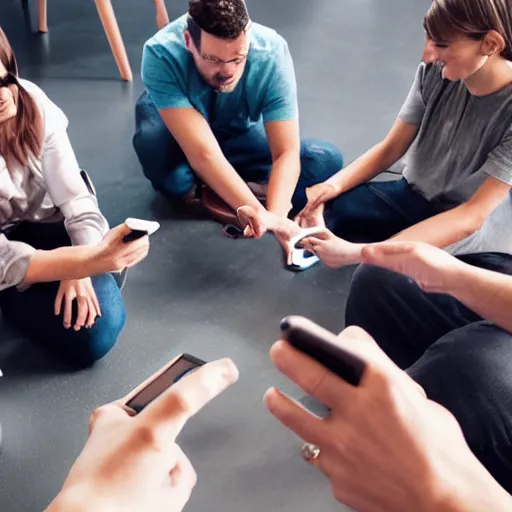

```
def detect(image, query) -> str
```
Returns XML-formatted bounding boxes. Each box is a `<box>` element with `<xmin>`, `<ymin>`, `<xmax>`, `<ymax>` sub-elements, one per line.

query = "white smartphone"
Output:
<box><xmin>123</xmin><ymin>218</ymin><xmax>160</xmax><ymax>242</ymax></box>
<box><xmin>288</xmin><ymin>226</ymin><xmax>328</xmax><ymax>250</ymax></box>
<box><xmin>288</xmin><ymin>226</ymin><xmax>328</xmax><ymax>270</ymax></box>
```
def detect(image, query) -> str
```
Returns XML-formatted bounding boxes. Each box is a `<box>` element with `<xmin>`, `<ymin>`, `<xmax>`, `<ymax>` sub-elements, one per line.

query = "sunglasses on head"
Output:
<box><xmin>0</xmin><ymin>72</ymin><xmax>18</xmax><ymax>88</ymax></box>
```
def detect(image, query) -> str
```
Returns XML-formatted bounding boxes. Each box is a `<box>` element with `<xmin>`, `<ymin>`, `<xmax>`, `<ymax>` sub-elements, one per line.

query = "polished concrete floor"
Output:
<box><xmin>0</xmin><ymin>1</ymin><xmax>425</xmax><ymax>510</ymax></box>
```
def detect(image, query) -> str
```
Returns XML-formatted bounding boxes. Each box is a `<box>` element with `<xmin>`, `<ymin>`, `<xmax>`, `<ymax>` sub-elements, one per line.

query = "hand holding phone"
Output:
<box><xmin>122</xmin><ymin>353</ymin><xmax>206</xmax><ymax>414</ymax></box>
<box><xmin>280</xmin><ymin>315</ymin><xmax>366</xmax><ymax>386</ymax></box>
<box><xmin>123</xmin><ymin>218</ymin><xmax>161</xmax><ymax>243</ymax></box>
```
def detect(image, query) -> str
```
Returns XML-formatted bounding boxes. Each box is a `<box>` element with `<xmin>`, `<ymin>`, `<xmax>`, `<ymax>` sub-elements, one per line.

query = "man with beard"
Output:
<box><xmin>133</xmin><ymin>0</ymin><xmax>342</xmax><ymax>255</ymax></box>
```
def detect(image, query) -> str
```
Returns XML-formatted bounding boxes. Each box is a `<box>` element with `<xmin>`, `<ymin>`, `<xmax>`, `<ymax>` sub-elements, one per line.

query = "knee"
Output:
<box><xmin>133</xmin><ymin>116</ymin><xmax>170</xmax><ymax>157</ymax></box>
<box><xmin>300</xmin><ymin>138</ymin><xmax>344</xmax><ymax>180</ymax></box>
<box><xmin>408</xmin><ymin>322</ymin><xmax>512</xmax><ymax>443</ymax></box>
<box><xmin>67</xmin><ymin>277</ymin><xmax>126</xmax><ymax>368</ymax></box>
<box><xmin>345</xmin><ymin>264</ymin><xmax>394</xmax><ymax>327</ymax></box>
<box><xmin>161</xmin><ymin>161</ymin><xmax>195</xmax><ymax>198</ymax></box>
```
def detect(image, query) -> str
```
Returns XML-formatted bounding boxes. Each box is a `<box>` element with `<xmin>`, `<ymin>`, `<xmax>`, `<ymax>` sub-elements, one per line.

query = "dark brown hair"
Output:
<box><xmin>0</xmin><ymin>27</ymin><xmax>43</xmax><ymax>167</ymax></box>
<box><xmin>424</xmin><ymin>0</ymin><xmax>512</xmax><ymax>60</ymax></box>
<box><xmin>188</xmin><ymin>0</ymin><xmax>250</xmax><ymax>49</ymax></box>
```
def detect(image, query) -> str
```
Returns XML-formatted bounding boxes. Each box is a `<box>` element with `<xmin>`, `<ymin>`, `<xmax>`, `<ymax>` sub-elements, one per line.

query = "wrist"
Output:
<box><xmin>437</xmin><ymin>260</ymin><xmax>475</xmax><ymax>298</ymax></box>
<box><xmin>347</xmin><ymin>242</ymin><xmax>366</xmax><ymax>266</ymax></box>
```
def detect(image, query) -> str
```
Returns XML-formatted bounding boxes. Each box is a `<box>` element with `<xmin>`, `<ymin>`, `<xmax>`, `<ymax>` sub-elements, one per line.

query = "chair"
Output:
<box><xmin>34</xmin><ymin>0</ymin><xmax>170</xmax><ymax>81</ymax></box>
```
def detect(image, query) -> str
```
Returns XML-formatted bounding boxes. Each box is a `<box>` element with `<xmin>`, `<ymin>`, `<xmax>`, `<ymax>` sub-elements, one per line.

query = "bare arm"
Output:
<box><xmin>327</xmin><ymin>118</ymin><xmax>419</xmax><ymax>195</ymax></box>
<box><xmin>392</xmin><ymin>177</ymin><xmax>511</xmax><ymax>248</ymax></box>
<box><xmin>445</xmin><ymin>263</ymin><xmax>512</xmax><ymax>335</ymax></box>
<box><xmin>264</xmin><ymin>119</ymin><xmax>301</xmax><ymax>217</ymax></box>
<box><xmin>23</xmin><ymin>246</ymin><xmax>99</xmax><ymax>284</ymax></box>
<box><xmin>158</xmin><ymin>108</ymin><xmax>263</xmax><ymax>212</ymax></box>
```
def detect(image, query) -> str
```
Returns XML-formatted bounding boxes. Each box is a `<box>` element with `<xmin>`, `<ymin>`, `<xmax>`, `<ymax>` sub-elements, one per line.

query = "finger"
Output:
<box><xmin>63</xmin><ymin>292</ymin><xmax>75</xmax><ymax>329</ymax></box>
<box><xmin>337</xmin><ymin>327</ymin><xmax>426</xmax><ymax>397</ymax></box>
<box><xmin>88</xmin><ymin>403</ymin><xmax>128</xmax><ymax>434</ymax></box>
<box><xmin>170</xmin><ymin>445</ymin><xmax>197</xmax><ymax>490</ymax></box>
<box><xmin>54</xmin><ymin>288</ymin><xmax>64</xmax><ymax>316</ymax></box>
<box><xmin>169</xmin><ymin>446</ymin><xmax>197</xmax><ymax>511</ymax></box>
<box><xmin>91</xmin><ymin>287</ymin><xmax>101</xmax><ymax>321</ymax></box>
<box><xmin>86</xmin><ymin>298</ymin><xmax>98</xmax><ymax>329</ymax></box>
<box><xmin>124</xmin><ymin>246</ymin><xmax>150</xmax><ymax>268</ymax></box>
<box><xmin>263</xmin><ymin>387</ymin><xmax>327</xmax><ymax>445</ymax></box>
<box><xmin>74</xmin><ymin>296</ymin><xmax>88</xmax><ymax>331</ymax></box>
<box><xmin>138</xmin><ymin>358</ymin><xmax>239</xmax><ymax>441</ymax></box>
<box><xmin>270</xmin><ymin>340</ymin><xmax>351</xmax><ymax>408</ymax></box>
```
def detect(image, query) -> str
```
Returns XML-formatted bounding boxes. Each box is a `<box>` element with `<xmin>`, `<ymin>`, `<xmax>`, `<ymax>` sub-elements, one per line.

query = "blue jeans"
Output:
<box><xmin>325</xmin><ymin>177</ymin><xmax>441</xmax><ymax>241</ymax></box>
<box><xmin>0</xmin><ymin>223</ymin><xmax>126</xmax><ymax>368</ymax></box>
<box><xmin>132</xmin><ymin>91</ymin><xmax>343</xmax><ymax>212</ymax></box>
<box><xmin>346</xmin><ymin>254</ymin><xmax>512</xmax><ymax>494</ymax></box>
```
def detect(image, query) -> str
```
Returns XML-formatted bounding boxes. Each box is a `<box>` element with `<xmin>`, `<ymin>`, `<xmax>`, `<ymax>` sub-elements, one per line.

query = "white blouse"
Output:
<box><xmin>0</xmin><ymin>79</ymin><xmax>109</xmax><ymax>290</ymax></box>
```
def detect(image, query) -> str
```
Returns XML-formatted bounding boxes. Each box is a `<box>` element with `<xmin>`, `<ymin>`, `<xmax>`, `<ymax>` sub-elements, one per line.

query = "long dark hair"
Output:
<box><xmin>0</xmin><ymin>27</ymin><xmax>43</xmax><ymax>167</ymax></box>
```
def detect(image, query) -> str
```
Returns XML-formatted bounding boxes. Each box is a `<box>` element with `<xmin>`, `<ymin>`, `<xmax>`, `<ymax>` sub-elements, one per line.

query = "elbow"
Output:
<box><xmin>459</xmin><ymin>207</ymin><xmax>487</xmax><ymax>239</ymax></box>
<box><xmin>188</xmin><ymin>147</ymin><xmax>221</xmax><ymax>174</ymax></box>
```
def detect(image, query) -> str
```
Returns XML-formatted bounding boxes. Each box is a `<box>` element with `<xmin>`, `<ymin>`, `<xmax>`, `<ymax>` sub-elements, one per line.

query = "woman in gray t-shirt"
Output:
<box><xmin>297</xmin><ymin>2</ymin><xmax>512</xmax><ymax>270</ymax></box>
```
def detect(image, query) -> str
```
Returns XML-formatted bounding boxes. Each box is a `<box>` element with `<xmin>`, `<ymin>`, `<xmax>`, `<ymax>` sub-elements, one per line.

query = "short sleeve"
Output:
<box><xmin>261</xmin><ymin>41</ymin><xmax>299</xmax><ymax>123</ymax></box>
<box><xmin>397</xmin><ymin>63</ymin><xmax>427</xmax><ymax>126</ymax></box>
<box><xmin>482</xmin><ymin>124</ymin><xmax>512</xmax><ymax>185</ymax></box>
<box><xmin>141</xmin><ymin>43</ymin><xmax>193</xmax><ymax>110</ymax></box>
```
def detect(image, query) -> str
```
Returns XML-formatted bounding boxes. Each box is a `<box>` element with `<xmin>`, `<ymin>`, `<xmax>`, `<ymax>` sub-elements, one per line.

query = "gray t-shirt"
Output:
<box><xmin>399</xmin><ymin>62</ymin><xmax>512</xmax><ymax>256</ymax></box>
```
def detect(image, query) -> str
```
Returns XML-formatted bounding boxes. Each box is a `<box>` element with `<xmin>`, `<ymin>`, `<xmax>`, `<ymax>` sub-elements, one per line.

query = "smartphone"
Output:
<box><xmin>280</xmin><ymin>315</ymin><xmax>366</xmax><ymax>387</ymax></box>
<box><xmin>288</xmin><ymin>226</ymin><xmax>328</xmax><ymax>250</ymax></box>
<box><xmin>123</xmin><ymin>218</ymin><xmax>161</xmax><ymax>243</ymax></box>
<box><xmin>122</xmin><ymin>353</ymin><xmax>206</xmax><ymax>414</ymax></box>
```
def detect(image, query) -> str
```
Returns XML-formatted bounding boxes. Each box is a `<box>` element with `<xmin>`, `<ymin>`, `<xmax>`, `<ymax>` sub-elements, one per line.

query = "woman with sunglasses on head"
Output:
<box><xmin>0</xmin><ymin>28</ymin><xmax>149</xmax><ymax>368</ymax></box>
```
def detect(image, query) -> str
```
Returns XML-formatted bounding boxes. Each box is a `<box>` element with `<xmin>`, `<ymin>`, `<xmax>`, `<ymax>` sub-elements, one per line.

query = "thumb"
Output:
<box><xmin>105</xmin><ymin>223</ymin><xmax>132</xmax><ymax>242</ymax></box>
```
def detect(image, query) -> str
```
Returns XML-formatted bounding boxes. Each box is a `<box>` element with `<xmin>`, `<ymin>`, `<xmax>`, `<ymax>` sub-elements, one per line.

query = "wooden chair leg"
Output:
<box><xmin>37</xmin><ymin>0</ymin><xmax>48</xmax><ymax>33</ymax></box>
<box><xmin>154</xmin><ymin>0</ymin><xmax>170</xmax><ymax>30</ymax></box>
<box><xmin>94</xmin><ymin>0</ymin><xmax>133</xmax><ymax>81</ymax></box>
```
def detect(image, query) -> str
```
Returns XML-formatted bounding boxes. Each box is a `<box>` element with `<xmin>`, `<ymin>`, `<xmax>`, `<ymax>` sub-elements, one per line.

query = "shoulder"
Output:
<box><xmin>144</xmin><ymin>14</ymin><xmax>188</xmax><ymax>62</ymax></box>
<box><xmin>18</xmin><ymin>79</ymin><xmax>69</xmax><ymax>137</ymax></box>
<box><xmin>248</xmin><ymin>23</ymin><xmax>291</xmax><ymax>65</ymax></box>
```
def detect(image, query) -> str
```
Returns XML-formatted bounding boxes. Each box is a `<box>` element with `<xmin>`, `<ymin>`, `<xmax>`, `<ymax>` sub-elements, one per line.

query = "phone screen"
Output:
<box><xmin>126</xmin><ymin>354</ymin><xmax>205</xmax><ymax>413</ymax></box>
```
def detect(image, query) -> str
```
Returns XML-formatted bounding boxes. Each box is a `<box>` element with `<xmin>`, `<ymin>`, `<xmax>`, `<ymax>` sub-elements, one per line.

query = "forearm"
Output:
<box><xmin>327</xmin><ymin>141</ymin><xmax>399</xmax><ymax>195</ymax></box>
<box><xmin>392</xmin><ymin>205</ymin><xmax>478</xmax><ymax>248</ymax></box>
<box><xmin>192</xmin><ymin>154</ymin><xmax>262</xmax><ymax>212</ymax></box>
<box><xmin>442</xmin><ymin>262</ymin><xmax>512</xmax><ymax>334</ymax></box>
<box><xmin>23</xmin><ymin>246</ymin><xmax>100</xmax><ymax>284</ymax></box>
<box><xmin>266</xmin><ymin>151</ymin><xmax>300</xmax><ymax>217</ymax></box>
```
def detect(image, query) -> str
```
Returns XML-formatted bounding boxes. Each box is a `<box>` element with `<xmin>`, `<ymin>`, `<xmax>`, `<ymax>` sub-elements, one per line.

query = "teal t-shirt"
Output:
<box><xmin>141</xmin><ymin>14</ymin><xmax>298</xmax><ymax>135</ymax></box>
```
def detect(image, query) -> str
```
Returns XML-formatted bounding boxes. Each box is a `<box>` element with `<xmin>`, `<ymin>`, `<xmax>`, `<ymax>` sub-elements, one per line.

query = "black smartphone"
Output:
<box><xmin>122</xmin><ymin>230</ymin><xmax>147</xmax><ymax>243</ymax></box>
<box><xmin>280</xmin><ymin>315</ymin><xmax>366</xmax><ymax>386</ymax></box>
<box><xmin>122</xmin><ymin>353</ymin><xmax>207</xmax><ymax>414</ymax></box>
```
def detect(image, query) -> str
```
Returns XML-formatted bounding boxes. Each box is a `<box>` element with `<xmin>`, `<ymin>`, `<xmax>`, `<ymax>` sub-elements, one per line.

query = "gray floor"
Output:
<box><xmin>0</xmin><ymin>0</ymin><xmax>426</xmax><ymax>510</ymax></box>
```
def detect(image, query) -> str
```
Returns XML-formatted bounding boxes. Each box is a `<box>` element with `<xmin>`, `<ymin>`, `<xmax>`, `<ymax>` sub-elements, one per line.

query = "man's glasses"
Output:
<box><xmin>200</xmin><ymin>54</ymin><xmax>248</xmax><ymax>66</ymax></box>
<box><xmin>0</xmin><ymin>72</ymin><xmax>18</xmax><ymax>88</ymax></box>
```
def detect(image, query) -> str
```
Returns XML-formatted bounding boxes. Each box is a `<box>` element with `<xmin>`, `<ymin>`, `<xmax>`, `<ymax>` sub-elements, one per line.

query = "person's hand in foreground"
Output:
<box><xmin>264</xmin><ymin>326</ymin><xmax>512</xmax><ymax>512</ymax></box>
<box><xmin>46</xmin><ymin>358</ymin><xmax>239</xmax><ymax>512</ymax></box>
